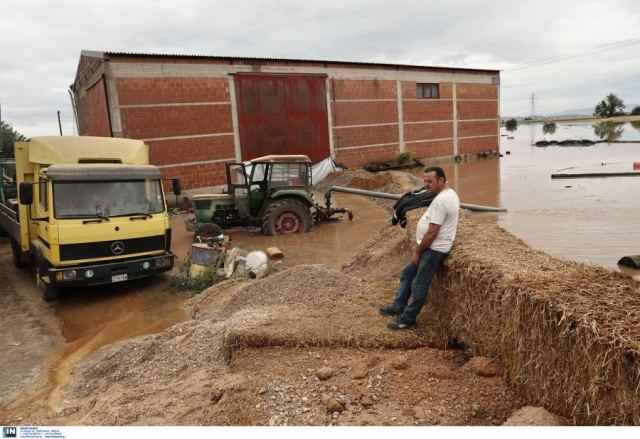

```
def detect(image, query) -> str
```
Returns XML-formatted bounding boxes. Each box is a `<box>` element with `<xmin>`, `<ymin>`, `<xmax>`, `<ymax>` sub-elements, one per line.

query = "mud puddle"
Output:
<box><xmin>47</xmin><ymin>278</ymin><xmax>188</xmax><ymax>409</ymax></box>
<box><xmin>212</xmin><ymin>193</ymin><xmax>391</xmax><ymax>270</ymax></box>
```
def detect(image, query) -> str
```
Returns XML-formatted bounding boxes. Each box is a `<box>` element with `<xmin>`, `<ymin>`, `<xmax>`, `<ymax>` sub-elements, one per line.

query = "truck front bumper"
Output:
<box><xmin>47</xmin><ymin>253</ymin><xmax>175</xmax><ymax>288</ymax></box>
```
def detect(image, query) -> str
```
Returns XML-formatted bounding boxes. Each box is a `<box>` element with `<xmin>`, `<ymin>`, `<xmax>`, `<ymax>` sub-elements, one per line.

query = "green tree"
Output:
<box><xmin>504</xmin><ymin>118</ymin><xmax>518</xmax><ymax>132</ymax></box>
<box><xmin>593</xmin><ymin>93</ymin><xmax>626</xmax><ymax>117</ymax></box>
<box><xmin>631</xmin><ymin>105</ymin><xmax>640</xmax><ymax>116</ymax></box>
<box><xmin>1</xmin><ymin>120</ymin><xmax>29</xmax><ymax>158</ymax></box>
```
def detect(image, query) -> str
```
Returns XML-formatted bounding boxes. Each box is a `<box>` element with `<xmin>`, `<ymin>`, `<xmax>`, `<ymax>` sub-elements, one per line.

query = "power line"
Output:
<box><xmin>506</xmin><ymin>36</ymin><xmax>640</xmax><ymax>71</ymax></box>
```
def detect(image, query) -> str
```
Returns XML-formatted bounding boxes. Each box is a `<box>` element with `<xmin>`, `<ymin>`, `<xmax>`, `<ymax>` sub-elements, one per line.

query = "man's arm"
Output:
<box><xmin>411</xmin><ymin>222</ymin><xmax>441</xmax><ymax>266</ymax></box>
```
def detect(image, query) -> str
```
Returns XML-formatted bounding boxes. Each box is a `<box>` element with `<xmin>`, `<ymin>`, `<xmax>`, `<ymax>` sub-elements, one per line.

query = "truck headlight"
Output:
<box><xmin>142</xmin><ymin>261</ymin><xmax>151</xmax><ymax>270</ymax></box>
<box><xmin>85</xmin><ymin>269</ymin><xmax>95</xmax><ymax>279</ymax></box>
<box><xmin>63</xmin><ymin>270</ymin><xmax>77</xmax><ymax>280</ymax></box>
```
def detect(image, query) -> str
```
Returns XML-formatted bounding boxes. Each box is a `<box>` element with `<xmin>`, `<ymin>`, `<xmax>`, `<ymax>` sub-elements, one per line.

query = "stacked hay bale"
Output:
<box><xmin>408</xmin><ymin>211</ymin><xmax>640</xmax><ymax>424</ymax></box>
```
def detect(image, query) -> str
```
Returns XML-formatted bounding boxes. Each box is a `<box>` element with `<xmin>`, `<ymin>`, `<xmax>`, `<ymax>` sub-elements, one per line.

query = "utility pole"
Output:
<box><xmin>530</xmin><ymin>93</ymin><xmax>537</xmax><ymax>119</ymax></box>
<box><xmin>57</xmin><ymin>110</ymin><xmax>63</xmax><ymax>136</ymax></box>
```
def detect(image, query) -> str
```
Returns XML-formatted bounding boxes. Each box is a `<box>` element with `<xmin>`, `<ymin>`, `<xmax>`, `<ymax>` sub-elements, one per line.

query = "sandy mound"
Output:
<box><xmin>189</xmin><ymin>265</ymin><xmax>365</xmax><ymax>320</ymax></box>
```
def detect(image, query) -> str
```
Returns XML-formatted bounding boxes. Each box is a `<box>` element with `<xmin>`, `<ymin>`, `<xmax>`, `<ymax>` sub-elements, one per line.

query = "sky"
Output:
<box><xmin>1</xmin><ymin>0</ymin><xmax>639</xmax><ymax>137</ymax></box>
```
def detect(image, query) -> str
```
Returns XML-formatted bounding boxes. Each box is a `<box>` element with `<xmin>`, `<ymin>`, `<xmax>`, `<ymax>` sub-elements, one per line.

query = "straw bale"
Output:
<box><xmin>404</xmin><ymin>209</ymin><xmax>640</xmax><ymax>424</ymax></box>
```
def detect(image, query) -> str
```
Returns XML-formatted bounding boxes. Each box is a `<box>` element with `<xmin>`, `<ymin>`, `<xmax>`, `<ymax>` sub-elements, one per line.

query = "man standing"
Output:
<box><xmin>380</xmin><ymin>166</ymin><xmax>460</xmax><ymax>330</ymax></box>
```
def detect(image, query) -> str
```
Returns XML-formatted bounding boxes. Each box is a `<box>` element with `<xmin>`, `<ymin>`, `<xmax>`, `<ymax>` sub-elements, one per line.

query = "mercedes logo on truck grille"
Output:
<box><xmin>111</xmin><ymin>241</ymin><xmax>125</xmax><ymax>255</ymax></box>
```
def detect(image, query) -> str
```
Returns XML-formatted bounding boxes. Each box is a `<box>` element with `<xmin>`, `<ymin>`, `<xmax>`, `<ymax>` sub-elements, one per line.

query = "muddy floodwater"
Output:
<box><xmin>414</xmin><ymin>120</ymin><xmax>640</xmax><ymax>271</ymax></box>
<box><xmin>222</xmin><ymin>193</ymin><xmax>391</xmax><ymax>270</ymax></box>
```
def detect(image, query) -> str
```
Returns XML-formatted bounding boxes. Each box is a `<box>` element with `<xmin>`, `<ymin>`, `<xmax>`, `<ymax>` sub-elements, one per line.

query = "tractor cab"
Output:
<box><xmin>226</xmin><ymin>155</ymin><xmax>313</xmax><ymax>219</ymax></box>
<box><xmin>190</xmin><ymin>155</ymin><xmax>318</xmax><ymax>236</ymax></box>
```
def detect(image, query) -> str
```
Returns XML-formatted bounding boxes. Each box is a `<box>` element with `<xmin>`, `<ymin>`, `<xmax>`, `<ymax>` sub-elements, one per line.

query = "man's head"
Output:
<box><xmin>423</xmin><ymin>166</ymin><xmax>447</xmax><ymax>195</ymax></box>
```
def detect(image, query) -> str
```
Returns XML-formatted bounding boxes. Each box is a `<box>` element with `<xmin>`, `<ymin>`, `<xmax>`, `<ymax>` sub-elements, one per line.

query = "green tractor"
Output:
<box><xmin>188</xmin><ymin>155</ymin><xmax>352</xmax><ymax>238</ymax></box>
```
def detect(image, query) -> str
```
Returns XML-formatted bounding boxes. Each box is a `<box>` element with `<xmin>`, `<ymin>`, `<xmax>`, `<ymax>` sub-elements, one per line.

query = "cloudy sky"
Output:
<box><xmin>1</xmin><ymin>0</ymin><xmax>639</xmax><ymax>137</ymax></box>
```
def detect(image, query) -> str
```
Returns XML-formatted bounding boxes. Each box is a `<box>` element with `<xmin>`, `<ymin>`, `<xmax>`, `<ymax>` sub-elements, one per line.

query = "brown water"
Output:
<box><xmin>410</xmin><ymin>120</ymin><xmax>640</xmax><ymax>271</ymax></box>
<box><xmin>498</xmin><ymin>121</ymin><xmax>640</xmax><ymax>270</ymax></box>
<box><xmin>47</xmin><ymin>278</ymin><xmax>188</xmax><ymax>409</ymax></box>
<box><xmin>205</xmin><ymin>193</ymin><xmax>392</xmax><ymax>270</ymax></box>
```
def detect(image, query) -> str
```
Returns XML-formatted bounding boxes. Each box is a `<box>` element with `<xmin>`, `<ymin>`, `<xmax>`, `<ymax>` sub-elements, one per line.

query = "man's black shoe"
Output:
<box><xmin>387</xmin><ymin>320</ymin><xmax>416</xmax><ymax>330</ymax></box>
<box><xmin>379</xmin><ymin>305</ymin><xmax>401</xmax><ymax>317</ymax></box>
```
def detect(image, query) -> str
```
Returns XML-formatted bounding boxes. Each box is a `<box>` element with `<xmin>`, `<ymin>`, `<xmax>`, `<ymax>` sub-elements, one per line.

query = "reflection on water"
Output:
<box><xmin>593</xmin><ymin>121</ymin><xmax>624</xmax><ymax>142</ymax></box>
<box><xmin>542</xmin><ymin>121</ymin><xmax>557</xmax><ymax>135</ymax></box>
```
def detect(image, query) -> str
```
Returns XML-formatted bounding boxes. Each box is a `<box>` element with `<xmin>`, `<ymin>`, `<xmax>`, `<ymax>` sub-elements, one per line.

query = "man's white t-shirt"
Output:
<box><xmin>415</xmin><ymin>188</ymin><xmax>460</xmax><ymax>253</ymax></box>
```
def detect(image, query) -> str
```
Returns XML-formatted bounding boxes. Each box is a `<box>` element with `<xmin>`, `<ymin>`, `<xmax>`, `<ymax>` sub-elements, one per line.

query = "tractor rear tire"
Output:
<box><xmin>194</xmin><ymin>223</ymin><xmax>224</xmax><ymax>243</ymax></box>
<box><xmin>262</xmin><ymin>199</ymin><xmax>312</xmax><ymax>235</ymax></box>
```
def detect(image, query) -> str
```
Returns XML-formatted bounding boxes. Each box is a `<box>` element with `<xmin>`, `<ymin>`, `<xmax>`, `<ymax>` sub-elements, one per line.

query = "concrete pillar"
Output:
<box><xmin>397</xmin><ymin>80</ymin><xmax>405</xmax><ymax>152</ymax></box>
<box><xmin>103</xmin><ymin>64</ymin><xmax>123</xmax><ymax>138</ymax></box>
<box><xmin>325</xmin><ymin>77</ymin><xmax>335</xmax><ymax>158</ymax></box>
<box><xmin>228</xmin><ymin>76</ymin><xmax>242</xmax><ymax>162</ymax></box>
<box><xmin>452</xmin><ymin>82</ymin><xmax>458</xmax><ymax>157</ymax></box>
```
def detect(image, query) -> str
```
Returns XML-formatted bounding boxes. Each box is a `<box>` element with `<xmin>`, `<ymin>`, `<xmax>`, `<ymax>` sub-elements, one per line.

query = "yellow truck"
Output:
<box><xmin>0</xmin><ymin>136</ymin><xmax>180</xmax><ymax>300</ymax></box>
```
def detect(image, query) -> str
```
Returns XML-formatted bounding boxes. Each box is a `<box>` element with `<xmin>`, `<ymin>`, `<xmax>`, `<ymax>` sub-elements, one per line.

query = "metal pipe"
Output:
<box><xmin>551</xmin><ymin>172</ymin><xmax>640</xmax><ymax>179</ymax></box>
<box><xmin>325</xmin><ymin>186</ymin><xmax>507</xmax><ymax>212</ymax></box>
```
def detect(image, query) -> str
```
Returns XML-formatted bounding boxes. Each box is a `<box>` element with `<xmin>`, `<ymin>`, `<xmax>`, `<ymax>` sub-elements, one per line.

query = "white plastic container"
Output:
<box><xmin>246</xmin><ymin>251</ymin><xmax>269</xmax><ymax>278</ymax></box>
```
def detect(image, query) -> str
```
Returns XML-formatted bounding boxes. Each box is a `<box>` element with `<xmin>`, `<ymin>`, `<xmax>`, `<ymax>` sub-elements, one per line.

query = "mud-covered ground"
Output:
<box><xmin>0</xmin><ymin>170</ymin><xmax>568</xmax><ymax>426</ymax></box>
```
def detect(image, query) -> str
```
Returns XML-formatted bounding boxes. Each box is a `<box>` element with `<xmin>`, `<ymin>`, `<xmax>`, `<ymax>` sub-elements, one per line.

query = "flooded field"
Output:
<box><xmin>498</xmin><ymin>121</ymin><xmax>640</xmax><ymax>270</ymax></box>
<box><xmin>415</xmin><ymin>120</ymin><xmax>640</xmax><ymax>270</ymax></box>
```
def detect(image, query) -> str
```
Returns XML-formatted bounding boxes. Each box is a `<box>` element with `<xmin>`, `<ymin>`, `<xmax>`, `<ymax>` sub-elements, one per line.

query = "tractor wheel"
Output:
<box><xmin>11</xmin><ymin>239</ymin><xmax>28</xmax><ymax>268</ymax></box>
<box><xmin>34</xmin><ymin>249</ymin><xmax>58</xmax><ymax>301</ymax></box>
<box><xmin>194</xmin><ymin>223</ymin><xmax>224</xmax><ymax>243</ymax></box>
<box><xmin>262</xmin><ymin>199</ymin><xmax>312</xmax><ymax>235</ymax></box>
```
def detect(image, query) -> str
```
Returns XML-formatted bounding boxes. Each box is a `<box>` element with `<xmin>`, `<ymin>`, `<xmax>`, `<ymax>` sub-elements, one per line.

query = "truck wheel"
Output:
<box><xmin>11</xmin><ymin>239</ymin><xmax>28</xmax><ymax>268</ymax></box>
<box><xmin>194</xmin><ymin>223</ymin><xmax>224</xmax><ymax>243</ymax></box>
<box><xmin>35</xmin><ymin>250</ymin><xmax>58</xmax><ymax>301</ymax></box>
<box><xmin>262</xmin><ymin>199</ymin><xmax>312</xmax><ymax>235</ymax></box>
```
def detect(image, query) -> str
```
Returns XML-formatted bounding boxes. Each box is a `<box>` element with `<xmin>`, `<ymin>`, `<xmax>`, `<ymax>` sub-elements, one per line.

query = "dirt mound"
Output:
<box><xmin>190</xmin><ymin>265</ymin><xmax>365</xmax><ymax>320</ymax></box>
<box><xmin>60</xmin><ymin>310</ymin><xmax>277</xmax><ymax>425</ymax></box>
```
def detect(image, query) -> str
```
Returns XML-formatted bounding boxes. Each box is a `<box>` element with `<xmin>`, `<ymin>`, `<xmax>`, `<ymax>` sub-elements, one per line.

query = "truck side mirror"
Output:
<box><xmin>172</xmin><ymin>178</ymin><xmax>181</xmax><ymax>196</ymax></box>
<box><xmin>19</xmin><ymin>182</ymin><xmax>33</xmax><ymax>205</ymax></box>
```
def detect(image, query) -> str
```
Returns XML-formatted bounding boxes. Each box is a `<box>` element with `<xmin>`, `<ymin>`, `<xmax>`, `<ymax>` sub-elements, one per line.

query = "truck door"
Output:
<box><xmin>35</xmin><ymin>177</ymin><xmax>51</xmax><ymax>259</ymax></box>
<box><xmin>226</xmin><ymin>163</ymin><xmax>251</xmax><ymax>218</ymax></box>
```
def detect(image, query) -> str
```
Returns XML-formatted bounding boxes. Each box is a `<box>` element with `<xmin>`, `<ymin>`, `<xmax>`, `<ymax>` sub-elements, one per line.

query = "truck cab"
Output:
<box><xmin>1</xmin><ymin>136</ymin><xmax>180</xmax><ymax>300</ymax></box>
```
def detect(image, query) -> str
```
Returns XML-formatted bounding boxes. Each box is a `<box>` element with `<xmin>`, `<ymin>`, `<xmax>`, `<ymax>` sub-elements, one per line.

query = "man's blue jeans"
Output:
<box><xmin>391</xmin><ymin>248</ymin><xmax>448</xmax><ymax>325</ymax></box>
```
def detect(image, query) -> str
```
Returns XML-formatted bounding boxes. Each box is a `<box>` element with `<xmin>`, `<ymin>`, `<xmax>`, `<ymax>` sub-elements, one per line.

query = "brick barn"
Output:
<box><xmin>71</xmin><ymin>51</ymin><xmax>500</xmax><ymax>190</ymax></box>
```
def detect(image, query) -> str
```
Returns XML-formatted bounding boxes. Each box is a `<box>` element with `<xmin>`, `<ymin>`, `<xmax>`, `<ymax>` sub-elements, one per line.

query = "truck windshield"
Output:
<box><xmin>53</xmin><ymin>180</ymin><xmax>164</xmax><ymax>219</ymax></box>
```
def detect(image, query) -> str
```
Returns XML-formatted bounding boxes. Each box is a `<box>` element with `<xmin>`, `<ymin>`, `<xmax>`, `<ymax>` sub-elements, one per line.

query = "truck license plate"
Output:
<box><xmin>112</xmin><ymin>274</ymin><xmax>128</xmax><ymax>283</ymax></box>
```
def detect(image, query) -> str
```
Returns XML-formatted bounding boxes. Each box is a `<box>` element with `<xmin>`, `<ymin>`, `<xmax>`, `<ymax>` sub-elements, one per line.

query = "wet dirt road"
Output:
<box><xmin>0</xmin><ymin>240</ymin><xmax>189</xmax><ymax>415</ymax></box>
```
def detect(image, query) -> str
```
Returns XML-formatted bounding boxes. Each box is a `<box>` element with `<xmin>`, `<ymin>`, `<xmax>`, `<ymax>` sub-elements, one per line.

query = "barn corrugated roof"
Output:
<box><xmin>83</xmin><ymin>50</ymin><xmax>500</xmax><ymax>74</ymax></box>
